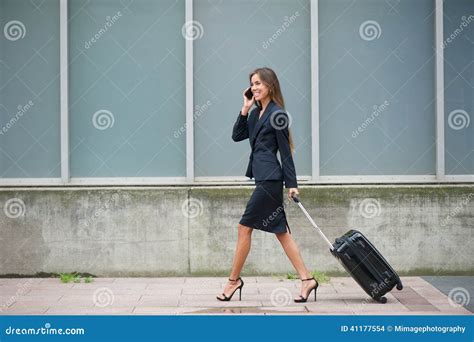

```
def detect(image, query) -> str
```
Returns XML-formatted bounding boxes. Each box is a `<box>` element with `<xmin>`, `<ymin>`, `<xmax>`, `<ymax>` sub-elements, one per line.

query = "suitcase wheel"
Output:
<box><xmin>376</xmin><ymin>296</ymin><xmax>387</xmax><ymax>304</ymax></box>
<box><xmin>396</xmin><ymin>283</ymin><xmax>403</xmax><ymax>291</ymax></box>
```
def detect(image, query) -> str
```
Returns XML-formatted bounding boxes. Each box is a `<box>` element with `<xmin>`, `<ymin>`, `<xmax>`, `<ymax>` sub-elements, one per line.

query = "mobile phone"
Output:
<box><xmin>245</xmin><ymin>88</ymin><xmax>253</xmax><ymax>100</ymax></box>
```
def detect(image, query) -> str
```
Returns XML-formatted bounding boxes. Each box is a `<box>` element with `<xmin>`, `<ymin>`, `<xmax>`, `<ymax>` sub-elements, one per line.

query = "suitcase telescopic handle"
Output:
<box><xmin>291</xmin><ymin>195</ymin><xmax>334</xmax><ymax>251</ymax></box>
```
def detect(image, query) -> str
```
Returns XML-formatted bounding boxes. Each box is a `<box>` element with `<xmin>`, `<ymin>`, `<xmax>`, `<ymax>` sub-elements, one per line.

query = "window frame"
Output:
<box><xmin>0</xmin><ymin>0</ymin><xmax>472</xmax><ymax>186</ymax></box>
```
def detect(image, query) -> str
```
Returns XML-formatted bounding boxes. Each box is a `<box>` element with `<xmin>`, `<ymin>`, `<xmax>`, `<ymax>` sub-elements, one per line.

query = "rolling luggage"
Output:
<box><xmin>292</xmin><ymin>196</ymin><xmax>403</xmax><ymax>303</ymax></box>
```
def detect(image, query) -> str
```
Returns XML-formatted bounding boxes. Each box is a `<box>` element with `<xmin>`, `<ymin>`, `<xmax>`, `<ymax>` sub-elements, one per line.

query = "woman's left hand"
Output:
<box><xmin>288</xmin><ymin>188</ymin><xmax>299</xmax><ymax>201</ymax></box>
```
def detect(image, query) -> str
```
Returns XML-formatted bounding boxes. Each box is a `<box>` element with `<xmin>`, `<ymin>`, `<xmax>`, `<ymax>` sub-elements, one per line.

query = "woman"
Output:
<box><xmin>216</xmin><ymin>67</ymin><xmax>318</xmax><ymax>303</ymax></box>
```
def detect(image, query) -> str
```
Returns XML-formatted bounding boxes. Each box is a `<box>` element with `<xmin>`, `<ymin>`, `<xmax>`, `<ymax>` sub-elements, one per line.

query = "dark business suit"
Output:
<box><xmin>232</xmin><ymin>100</ymin><xmax>297</xmax><ymax>234</ymax></box>
<box><xmin>232</xmin><ymin>100</ymin><xmax>298</xmax><ymax>189</ymax></box>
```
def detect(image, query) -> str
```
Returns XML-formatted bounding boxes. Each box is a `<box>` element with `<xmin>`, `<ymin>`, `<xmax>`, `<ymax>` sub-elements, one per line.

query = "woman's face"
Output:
<box><xmin>250</xmin><ymin>73</ymin><xmax>270</xmax><ymax>102</ymax></box>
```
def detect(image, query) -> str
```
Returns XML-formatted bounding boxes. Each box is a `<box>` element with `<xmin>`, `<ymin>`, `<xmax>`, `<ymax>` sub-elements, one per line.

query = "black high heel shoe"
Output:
<box><xmin>294</xmin><ymin>277</ymin><xmax>319</xmax><ymax>303</ymax></box>
<box><xmin>216</xmin><ymin>277</ymin><xmax>244</xmax><ymax>301</ymax></box>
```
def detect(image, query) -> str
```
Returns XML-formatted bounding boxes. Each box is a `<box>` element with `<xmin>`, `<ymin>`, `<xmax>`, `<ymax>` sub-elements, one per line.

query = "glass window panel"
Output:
<box><xmin>0</xmin><ymin>0</ymin><xmax>60</xmax><ymax>178</ymax></box>
<box><xmin>319</xmin><ymin>0</ymin><xmax>436</xmax><ymax>175</ymax></box>
<box><xmin>193</xmin><ymin>0</ymin><xmax>312</xmax><ymax>178</ymax></box>
<box><xmin>444</xmin><ymin>0</ymin><xmax>474</xmax><ymax>175</ymax></box>
<box><xmin>69</xmin><ymin>0</ymin><xmax>185</xmax><ymax>177</ymax></box>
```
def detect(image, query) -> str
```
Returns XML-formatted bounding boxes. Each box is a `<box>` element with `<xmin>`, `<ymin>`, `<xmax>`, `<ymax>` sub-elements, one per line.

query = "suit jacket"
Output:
<box><xmin>232</xmin><ymin>100</ymin><xmax>298</xmax><ymax>188</ymax></box>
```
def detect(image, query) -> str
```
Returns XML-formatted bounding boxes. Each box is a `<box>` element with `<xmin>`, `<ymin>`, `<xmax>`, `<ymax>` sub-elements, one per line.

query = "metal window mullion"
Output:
<box><xmin>60</xmin><ymin>0</ymin><xmax>69</xmax><ymax>184</ymax></box>
<box><xmin>311</xmin><ymin>0</ymin><xmax>320</xmax><ymax>183</ymax></box>
<box><xmin>185</xmin><ymin>0</ymin><xmax>194</xmax><ymax>183</ymax></box>
<box><xmin>435</xmin><ymin>0</ymin><xmax>445</xmax><ymax>181</ymax></box>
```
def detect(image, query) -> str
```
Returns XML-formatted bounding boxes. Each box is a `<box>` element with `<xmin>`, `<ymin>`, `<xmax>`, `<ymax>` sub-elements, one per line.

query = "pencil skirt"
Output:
<box><xmin>239</xmin><ymin>180</ymin><xmax>291</xmax><ymax>234</ymax></box>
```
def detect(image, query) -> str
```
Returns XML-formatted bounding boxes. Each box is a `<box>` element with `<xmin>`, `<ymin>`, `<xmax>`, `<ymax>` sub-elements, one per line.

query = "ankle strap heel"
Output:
<box><xmin>294</xmin><ymin>277</ymin><xmax>319</xmax><ymax>303</ymax></box>
<box><xmin>301</xmin><ymin>277</ymin><xmax>315</xmax><ymax>281</ymax></box>
<box><xmin>217</xmin><ymin>277</ymin><xmax>244</xmax><ymax>302</ymax></box>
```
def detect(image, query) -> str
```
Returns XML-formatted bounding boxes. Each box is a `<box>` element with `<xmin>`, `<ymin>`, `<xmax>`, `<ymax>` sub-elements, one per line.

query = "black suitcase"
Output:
<box><xmin>292</xmin><ymin>196</ymin><xmax>403</xmax><ymax>303</ymax></box>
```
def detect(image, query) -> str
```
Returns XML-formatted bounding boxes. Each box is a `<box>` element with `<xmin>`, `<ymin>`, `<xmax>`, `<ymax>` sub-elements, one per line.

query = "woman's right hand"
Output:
<box><xmin>241</xmin><ymin>87</ymin><xmax>254</xmax><ymax>116</ymax></box>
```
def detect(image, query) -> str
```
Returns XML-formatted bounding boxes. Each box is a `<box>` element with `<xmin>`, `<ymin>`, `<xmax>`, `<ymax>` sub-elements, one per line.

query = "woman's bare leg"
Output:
<box><xmin>217</xmin><ymin>224</ymin><xmax>253</xmax><ymax>299</ymax></box>
<box><xmin>276</xmin><ymin>230</ymin><xmax>318</xmax><ymax>299</ymax></box>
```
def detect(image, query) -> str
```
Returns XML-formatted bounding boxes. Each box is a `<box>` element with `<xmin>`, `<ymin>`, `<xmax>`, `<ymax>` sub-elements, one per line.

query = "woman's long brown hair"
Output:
<box><xmin>249</xmin><ymin>67</ymin><xmax>294</xmax><ymax>153</ymax></box>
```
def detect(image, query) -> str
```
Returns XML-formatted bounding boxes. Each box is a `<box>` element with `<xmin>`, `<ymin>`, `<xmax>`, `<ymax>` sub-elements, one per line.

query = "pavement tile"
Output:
<box><xmin>431</xmin><ymin>309</ymin><xmax>471</xmax><ymax>315</ymax></box>
<box><xmin>260</xmin><ymin>300</ymin><xmax>306</xmax><ymax>307</ymax></box>
<box><xmin>181</xmin><ymin>294</ymin><xmax>262</xmax><ymax>302</ymax></box>
<box><xmin>432</xmin><ymin>303</ymin><xmax>471</xmax><ymax>313</ymax></box>
<box><xmin>0</xmin><ymin>307</ymin><xmax>49</xmax><ymax>315</ymax></box>
<box><xmin>254</xmin><ymin>277</ymin><xmax>289</xmax><ymax>283</ymax></box>
<box><xmin>320</xmin><ymin>293</ymin><xmax>368</xmax><ymax>301</ymax></box>
<box><xmin>46</xmin><ymin>307</ymin><xmax>134</xmax><ymax>315</ymax></box>
<box><xmin>424</xmin><ymin>298</ymin><xmax>453</xmax><ymax>305</ymax></box>
<box><xmin>12</xmin><ymin>295</ymin><xmax>63</xmax><ymax>302</ymax></box>
<box><xmin>313</xmin><ymin>285</ymin><xmax>337</xmax><ymax>294</ymax></box>
<box><xmin>178</xmin><ymin>307</ymin><xmax>266</xmax><ymax>315</ymax></box>
<box><xmin>0</xmin><ymin>287</ymin><xmax>33</xmax><ymax>296</ymax></box>
<box><xmin>26</xmin><ymin>289</ymin><xmax>75</xmax><ymax>296</ymax></box>
<box><xmin>406</xmin><ymin>305</ymin><xmax>440</xmax><ymax>312</ymax></box>
<box><xmin>66</xmin><ymin>288</ymin><xmax>145</xmax><ymax>296</ymax></box>
<box><xmin>333</xmin><ymin>287</ymin><xmax>367</xmax><ymax>295</ymax></box>
<box><xmin>307</xmin><ymin>306</ymin><xmax>355</xmax><ymax>313</ymax></box>
<box><xmin>256</xmin><ymin>283</ymin><xmax>298</xmax><ymax>289</ymax></box>
<box><xmin>145</xmin><ymin>284</ymin><xmax>184</xmax><ymax>291</ymax></box>
<box><xmin>410</xmin><ymin>286</ymin><xmax>446</xmax><ymax>296</ymax></box>
<box><xmin>137</xmin><ymin>296</ymin><xmax>180</xmax><ymax>307</ymax></box>
<box><xmin>182</xmin><ymin>288</ymin><xmax>259</xmax><ymax>295</ymax></box>
<box><xmin>259</xmin><ymin>306</ymin><xmax>308</xmax><ymax>312</ymax></box>
<box><xmin>40</xmin><ymin>278</ymin><xmax>115</xmax><ymax>284</ymax></box>
<box><xmin>0</xmin><ymin>276</ymin><xmax>470</xmax><ymax>316</ymax></box>
<box><xmin>6</xmin><ymin>300</ymin><xmax>63</xmax><ymax>309</ymax></box>
<box><xmin>348</xmin><ymin>303</ymin><xmax>409</xmax><ymax>312</ymax></box>
<box><xmin>185</xmin><ymin>278</ymin><xmax>256</xmax><ymax>285</ymax></box>
<box><xmin>143</xmin><ymin>288</ymin><xmax>182</xmax><ymax>296</ymax></box>
<box><xmin>115</xmin><ymin>278</ymin><xmax>185</xmax><ymax>284</ymax></box>
<box><xmin>58</xmin><ymin>294</ymin><xmax>141</xmax><ymax>307</ymax></box>
<box><xmin>178</xmin><ymin>300</ymin><xmax>262</xmax><ymax>307</ymax></box>
<box><xmin>0</xmin><ymin>279</ymin><xmax>43</xmax><ymax>285</ymax></box>
<box><xmin>72</xmin><ymin>283</ymin><xmax>147</xmax><ymax>290</ymax></box>
<box><xmin>341</xmin><ymin>297</ymin><xmax>397</xmax><ymax>304</ymax></box>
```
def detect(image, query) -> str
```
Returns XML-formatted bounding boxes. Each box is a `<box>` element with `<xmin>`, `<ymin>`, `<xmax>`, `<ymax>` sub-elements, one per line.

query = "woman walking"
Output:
<box><xmin>216</xmin><ymin>67</ymin><xmax>318</xmax><ymax>303</ymax></box>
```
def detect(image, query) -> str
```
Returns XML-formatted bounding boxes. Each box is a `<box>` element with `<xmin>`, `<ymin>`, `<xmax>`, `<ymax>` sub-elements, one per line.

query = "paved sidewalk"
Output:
<box><xmin>0</xmin><ymin>277</ymin><xmax>471</xmax><ymax>315</ymax></box>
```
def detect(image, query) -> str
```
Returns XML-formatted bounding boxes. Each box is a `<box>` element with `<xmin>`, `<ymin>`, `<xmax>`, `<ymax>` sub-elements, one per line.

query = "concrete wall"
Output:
<box><xmin>0</xmin><ymin>185</ymin><xmax>473</xmax><ymax>276</ymax></box>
